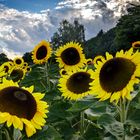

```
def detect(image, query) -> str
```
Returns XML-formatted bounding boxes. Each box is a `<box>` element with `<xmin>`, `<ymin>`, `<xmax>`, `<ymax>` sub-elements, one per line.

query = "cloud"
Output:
<box><xmin>0</xmin><ymin>5</ymin><xmax>57</xmax><ymax>58</ymax></box>
<box><xmin>0</xmin><ymin>0</ymin><xmax>138</xmax><ymax>59</ymax></box>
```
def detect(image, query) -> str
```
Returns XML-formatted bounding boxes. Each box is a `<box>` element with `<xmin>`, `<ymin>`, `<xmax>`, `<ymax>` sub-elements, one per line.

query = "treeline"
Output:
<box><xmin>86</xmin><ymin>5</ymin><xmax>140</xmax><ymax>58</ymax></box>
<box><xmin>0</xmin><ymin>5</ymin><xmax>140</xmax><ymax>64</ymax></box>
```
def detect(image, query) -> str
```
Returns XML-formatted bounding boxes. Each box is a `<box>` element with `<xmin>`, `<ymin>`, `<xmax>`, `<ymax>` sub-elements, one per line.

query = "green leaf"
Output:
<box><xmin>67</xmin><ymin>99</ymin><xmax>95</xmax><ymax>112</ymax></box>
<box><xmin>85</xmin><ymin>101</ymin><xmax>115</xmax><ymax>121</ymax></box>
<box><xmin>127</xmin><ymin>109</ymin><xmax>140</xmax><ymax>128</ymax></box>
<box><xmin>48</xmin><ymin>100</ymin><xmax>73</xmax><ymax>123</ymax></box>
<box><xmin>98</xmin><ymin>114</ymin><xmax>124</xmax><ymax>139</ymax></box>
<box><xmin>24</xmin><ymin>125</ymin><xmax>62</xmax><ymax>140</ymax></box>
<box><xmin>52</xmin><ymin>120</ymin><xmax>76</xmax><ymax>140</ymax></box>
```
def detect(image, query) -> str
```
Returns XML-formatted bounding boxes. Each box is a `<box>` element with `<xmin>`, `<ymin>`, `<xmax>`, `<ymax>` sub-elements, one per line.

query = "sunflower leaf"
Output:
<box><xmin>67</xmin><ymin>99</ymin><xmax>94</xmax><ymax>112</ymax></box>
<box><xmin>23</xmin><ymin>125</ymin><xmax>62</xmax><ymax>140</ymax></box>
<box><xmin>98</xmin><ymin>114</ymin><xmax>124</xmax><ymax>139</ymax></box>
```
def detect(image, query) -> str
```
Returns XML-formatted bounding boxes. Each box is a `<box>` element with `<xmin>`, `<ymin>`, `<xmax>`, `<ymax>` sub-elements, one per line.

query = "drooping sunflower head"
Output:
<box><xmin>132</xmin><ymin>41</ymin><xmax>140</xmax><ymax>49</ymax></box>
<box><xmin>0</xmin><ymin>78</ymin><xmax>49</xmax><ymax>137</ymax></box>
<box><xmin>9</xmin><ymin>67</ymin><xmax>26</xmax><ymax>82</ymax></box>
<box><xmin>55</xmin><ymin>42</ymin><xmax>87</xmax><ymax>71</ymax></box>
<box><xmin>32</xmin><ymin>40</ymin><xmax>52</xmax><ymax>64</ymax></box>
<box><xmin>91</xmin><ymin>49</ymin><xmax>140</xmax><ymax>103</ymax></box>
<box><xmin>13</xmin><ymin>57</ymin><xmax>24</xmax><ymax>67</ymax></box>
<box><xmin>58</xmin><ymin>68</ymin><xmax>94</xmax><ymax>100</ymax></box>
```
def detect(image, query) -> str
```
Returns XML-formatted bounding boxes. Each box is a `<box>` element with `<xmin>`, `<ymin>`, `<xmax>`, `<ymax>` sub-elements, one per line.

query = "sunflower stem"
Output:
<box><xmin>80</xmin><ymin>111</ymin><xmax>85</xmax><ymax>136</ymax></box>
<box><xmin>4</xmin><ymin>128</ymin><xmax>11</xmax><ymax>140</ymax></box>
<box><xmin>4</xmin><ymin>126</ymin><xmax>14</xmax><ymax>140</ymax></box>
<box><xmin>119</xmin><ymin>98</ymin><xmax>126</xmax><ymax>140</ymax></box>
<box><xmin>45</xmin><ymin>62</ymin><xmax>51</xmax><ymax>91</ymax></box>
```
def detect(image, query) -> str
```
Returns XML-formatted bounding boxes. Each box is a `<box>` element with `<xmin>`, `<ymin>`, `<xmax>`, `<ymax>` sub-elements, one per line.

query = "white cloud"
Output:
<box><xmin>0</xmin><ymin>5</ymin><xmax>56</xmax><ymax>58</ymax></box>
<box><xmin>0</xmin><ymin>0</ymin><xmax>138</xmax><ymax>58</ymax></box>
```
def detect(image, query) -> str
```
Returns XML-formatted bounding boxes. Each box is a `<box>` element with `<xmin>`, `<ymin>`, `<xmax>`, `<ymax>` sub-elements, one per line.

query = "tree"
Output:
<box><xmin>51</xmin><ymin>19</ymin><xmax>85</xmax><ymax>50</ymax></box>
<box><xmin>114</xmin><ymin>5</ymin><xmax>140</xmax><ymax>51</ymax></box>
<box><xmin>85</xmin><ymin>28</ymin><xmax>116</xmax><ymax>58</ymax></box>
<box><xmin>22</xmin><ymin>52</ymin><xmax>33</xmax><ymax>65</ymax></box>
<box><xmin>85</xmin><ymin>5</ymin><xmax>140</xmax><ymax>58</ymax></box>
<box><xmin>0</xmin><ymin>53</ymin><xmax>9</xmax><ymax>65</ymax></box>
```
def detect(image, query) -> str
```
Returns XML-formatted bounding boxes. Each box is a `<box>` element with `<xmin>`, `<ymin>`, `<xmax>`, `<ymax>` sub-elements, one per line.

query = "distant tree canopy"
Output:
<box><xmin>114</xmin><ymin>5</ymin><xmax>140</xmax><ymax>51</ymax></box>
<box><xmin>51</xmin><ymin>19</ymin><xmax>85</xmax><ymax>50</ymax></box>
<box><xmin>85</xmin><ymin>28</ymin><xmax>116</xmax><ymax>58</ymax></box>
<box><xmin>0</xmin><ymin>53</ymin><xmax>9</xmax><ymax>65</ymax></box>
<box><xmin>22</xmin><ymin>52</ymin><xmax>33</xmax><ymax>65</ymax></box>
<box><xmin>85</xmin><ymin>5</ymin><xmax>140</xmax><ymax>58</ymax></box>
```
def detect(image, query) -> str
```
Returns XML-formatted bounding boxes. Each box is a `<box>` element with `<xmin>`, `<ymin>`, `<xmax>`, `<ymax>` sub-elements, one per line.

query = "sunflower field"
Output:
<box><xmin>0</xmin><ymin>38</ymin><xmax>140</xmax><ymax>140</ymax></box>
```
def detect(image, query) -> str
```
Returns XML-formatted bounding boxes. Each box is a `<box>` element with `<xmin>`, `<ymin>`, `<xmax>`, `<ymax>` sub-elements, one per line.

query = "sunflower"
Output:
<box><xmin>91</xmin><ymin>49</ymin><xmax>140</xmax><ymax>103</ymax></box>
<box><xmin>32</xmin><ymin>40</ymin><xmax>52</xmax><ymax>64</ymax></box>
<box><xmin>58</xmin><ymin>68</ymin><xmax>94</xmax><ymax>100</ymax></box>
<box><xmin>132</xmin><ymin>41</ymin><xmax>140</xmax><ymax>49</ymax></box>
<box><xmin>55</xmin><ymin>42</ymin><xmax>87</xmax><ymax>71</ymax></box>
<box><xmin>86</xmin><ymin>58</ymin><xmax>93</xmax><ymax>65</ymax></box>
<box><xmin>0</xmin><ymin>78</ymin><xmax>49</xmax><ymax>137</ymax></box>
<box><xmin>60</xmin><ymin>69</ymin><xmax>67</xmax><ymax>76</ymax></box>
<box><xmin>24</xmin><ymin>66</ymin><xmax>32</xmax><ymax>73</ymax></box>
<box><xmin>0</xmin><ymin>62</ymin><xmax>13</xmax><ymax>77</ymax></box>
<box><xmin>9</xmin><ymin>66</ymin><xmax>26</xmax><ymax>82</ymax></box>
<box><xmin>23</xmin><ymin>62</ymin><xmax>28</xmax><ymax>67</ymax></box>
<box><xmin>13</xmin><ymin>57</ymin><xmax>24</xmax><ymax>67</ymax></box>
<box><xmin>93</xmin><ymin>55</ymin><xmax>105</xmax><ymax>65</ymax></box>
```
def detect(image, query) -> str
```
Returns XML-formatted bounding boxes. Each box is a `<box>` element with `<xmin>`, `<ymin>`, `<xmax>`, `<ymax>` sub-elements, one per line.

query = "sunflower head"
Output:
<box><xmin>13</xmin><ymin>57</ymin><xmax>24</xmax><ymax>66</ymax></box>
<box><xmin>23</xmin><ymin>62</ymin><xmax>28</xmax><ymax>67</ymax></box>
<box><xmin>0</xmin><ymin>78</ymin><xmax>49</xmax><ymax>137</ymax></box>
<box><xmin>0</xmin><ymin>62</ymin><xmax>13</xmax><ymax>76</ymax></box>
<box><xmin>9</xmin><ymin>67</ymin><xmax>26</xmax><ymax>82</ymax></box>
<box><xmin>55</xmin><ymin>42</ymin><xmax>87</xmax><ymax>71</ymax></box>
<box><xmin>86</xmin><ymin>58</ymin><xmax>93</xmax><ymax>65</ymax></box>
<box><xmin>60</xmin><ymin>69</ymin><xmax>67</xmax><ymax>76</ymax></box>
<box><xmin>132</xmin><ymin>41</ymin><xmax>140</xmax><ymax>49</ymax></box>
<box><xmin>32</xmin><ymin>40</ymin><xmax>52</xmax><ymax>64</ymax></box>
<box><xmin>91</xmin><ymin>49</ymin><xmax>140</xmax><ymax>103</ymax></box>
<box><xmin>25</xmin><ymin>66</ymin><xmax>32</xmax><ymax>73</ymax></box>
<box><xmin>93</xmin><ymin>55</ymin><xmax>105</xmax><ymax>65</ymax></box>
<box><xmin>58</xmin><ymin>68</ymin><xmax>94</xmax><ymax>100</ymax></box>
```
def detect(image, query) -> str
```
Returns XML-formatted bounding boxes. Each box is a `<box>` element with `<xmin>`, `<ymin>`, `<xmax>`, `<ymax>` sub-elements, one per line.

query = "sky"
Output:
<box><xmin>0</xmin><ymin>0</ymin><xmax>61</xmax><ymax>12</ymax></box>
<box><xmin>0</xmin><ymin>0</ymin><xmax>138</xmax><ymax>59</ymax></box>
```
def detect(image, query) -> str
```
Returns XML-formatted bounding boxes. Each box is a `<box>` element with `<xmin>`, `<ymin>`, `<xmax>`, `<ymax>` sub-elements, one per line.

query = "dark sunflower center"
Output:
<box><xmin>99</xmin><ymin>57</ymin><xmax>136</xmax><ymax>93</ymax></box>
<box><xmin>0</xmin><ymin>86</ymin><xmax>37</xmax><ymax>120</ymax></box>
<box><xmin>61</xmin><ymin>47</ymin><xmax>80</xmax><ymax>65</ymax></box>
<box><xmin>36</xmin><ymin>45</ymin><xmax>47</xmax><ymax>60</ymax></box>
<box><xmin>27</xmin><ymin>67</ymin><xmax>31</xmax><ymax>71</ymax></box>
<box><xmin>15</xmin><ymin>59</ymin><xmax>22</xmax><ymax>64</ymax></box>
<box><xmin>66</xmin><ymin>72</ymin><xmax>92</xmax><ymax>94</ymax></box>
<box><xmin>4</xmin><ymin>66</ymin><xmax>9</xmax><ymax>73</ymax></box>
<box><xmin>10</xmin><ymin>69</ymin><xmax>24</xmax><ymax>82</ymax></box>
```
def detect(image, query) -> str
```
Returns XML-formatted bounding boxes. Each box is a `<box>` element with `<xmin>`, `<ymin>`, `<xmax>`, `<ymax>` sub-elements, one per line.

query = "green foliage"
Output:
<box><xmin>85</xmin><ymin>5</ymin><xmax>140</xmax><ymax>58</ymax></box>
<box><xmin>85</xmin><ymin>28</ymin><xmax>116</xmax><ymax>58</ymax></box>
<box><xmin>22</xmin><ymin>52</ymin><xmax>33</xmax><ymax>65</ymax></box>
<box><xmin>114</xmin><ymin>5</ymin><xmax>140</xmax><ymax>52</ymax></box>
<box><xmin>0</xmin><ymin>53</ymin><xmax>9</xmax><ymax>65</ymax></box>
<box><xmin>51</xmin><ymin>19</ymin><xmax>85</xmax><ymax>50</ymax></box>
<box><xmin>24</xmin><ymin>126</ymin><xmax>62</xmax><ymax>140</ymax></box>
